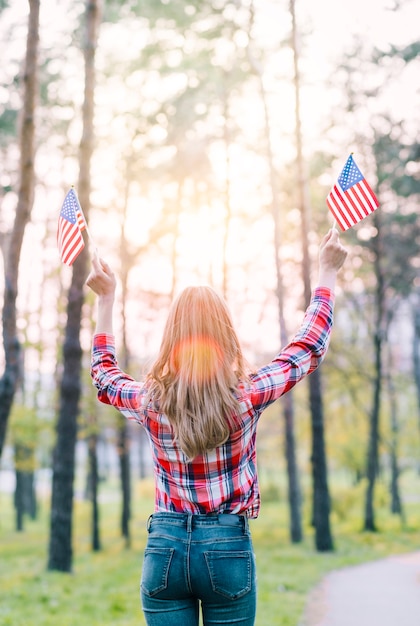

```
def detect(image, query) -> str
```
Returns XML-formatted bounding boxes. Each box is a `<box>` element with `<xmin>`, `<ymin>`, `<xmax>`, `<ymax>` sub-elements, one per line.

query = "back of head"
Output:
<box><xmin>149</xmin><ymin>286</ymin><xmax>248</xmax><ymax>459</ymax></box>
<box><xmin>164</xmin><ymin>286</ymin><xmax>241</xmax><ymax>380</ymax></box>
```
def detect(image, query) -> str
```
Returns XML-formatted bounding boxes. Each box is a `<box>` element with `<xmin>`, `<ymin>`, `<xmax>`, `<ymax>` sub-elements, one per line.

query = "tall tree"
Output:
<box><xmin>0</xmin><ymin>0</ymin><xmax>39</xmax><ymax>460</ymax></box>
<box><xmin>363</xmin><ymin>127</ymin><xmax>420</xmax><ymax>530</ymax></box>
<box><xmin>289</xmin><ymin>0</ymin><xmax>333</xmax><ymax>550</ymax></box>
<box><xmin>117</xmin><ymin>182</ymin><xmax>133</xmax><ymax>547</ymax></box>
<box><xmin>87</xmin><ymin>427</ymin><xmax>101</xmax><ymax>551</ymax></box>
<box><xmin>83</xmin><ymin>300</ymin><xmax>102</xmax><ymax>552</ymax></box>
<box><xmin>413</xmin><ymin>294</ymin><xmax>420</xmax><ymax>451</ymax></box>
<box><xmin>384</xmin><ymin>321</ymin><xmax>404</xmax><ymax>522</ymax></box>
<box><xmin>247</xmin><ymin>0</ymin><xmax>302</xmax><ymax>543</ymax></box>
<box><xmin>363</xmin><ymin>210</ymin><xmax>385</xmax><ymax>532</ymax></box>
<box><xmin>48</xmin><ymin>0</ymin><xmax>102</xmax><ymax>572</ymax></box>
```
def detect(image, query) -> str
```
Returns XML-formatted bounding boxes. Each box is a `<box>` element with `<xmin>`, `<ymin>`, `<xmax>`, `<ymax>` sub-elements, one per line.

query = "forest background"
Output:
<box><xmin>0</xmin><ymin>0</ymin><xmax>419</xmax><ymax>624</ymax></box>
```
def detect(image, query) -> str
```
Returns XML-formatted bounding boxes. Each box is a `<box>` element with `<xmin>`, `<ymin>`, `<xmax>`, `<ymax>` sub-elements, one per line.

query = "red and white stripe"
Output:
<box><xmin>57</xmin><ymin>216</ymin><xmax>85</xmax><ymax>266</ymax></box>
<box><xmin>327</xmin><ymin>179</ymin><xmax>379</xmax><ymax>231</ymax></box>
<box><xmin>76</xmin><ymin>208</ymin><xmax>86</xmax><ymax>232</ymax></box>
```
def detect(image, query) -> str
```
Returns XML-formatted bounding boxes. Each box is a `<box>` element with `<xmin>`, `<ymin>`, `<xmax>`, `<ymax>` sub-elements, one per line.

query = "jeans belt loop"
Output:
<box><xmin>186</xmin><ymin>513</ymin><xmax>193</xmax><ymax>533</ymax></box>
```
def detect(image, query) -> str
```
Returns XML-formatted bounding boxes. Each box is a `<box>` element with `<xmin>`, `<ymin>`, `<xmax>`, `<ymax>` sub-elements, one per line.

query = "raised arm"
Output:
<box><xmin>249</xmin><ymin>228</ymin><xmax>347</xmax><ymax>411</ymax></box>
<box><xmin>316</xmin><ymin>227</ymin><xmax>348</xmax><ymax>292</ymax></box>
<box><xmin>85</xmin><ymin>255</ymin><xmax>117</xmax><ymax>335</ymax></box>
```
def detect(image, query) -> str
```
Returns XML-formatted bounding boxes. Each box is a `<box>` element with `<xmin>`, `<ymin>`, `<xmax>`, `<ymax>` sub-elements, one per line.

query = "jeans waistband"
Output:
<box><xmin>147</xmin><ymin>511</ymin><xmax>249</xmax><ymax>532</ymax></box>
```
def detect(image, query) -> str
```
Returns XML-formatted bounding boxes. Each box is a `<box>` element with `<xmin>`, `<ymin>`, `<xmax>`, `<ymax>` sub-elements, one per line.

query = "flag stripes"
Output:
<box><xmin>57</xmin><ymin>215</ymin><xmax>85</xmax><ymax>265</ymax></box>
<box><xmin>57</xmin><ymin>188</ymin><xmax>86</xmax><ymax>266</ymax></box>
<box><xmin>77</xmin><ymin>208</ymin><xmax>87</xmax><ymax>232</ymax></box>
<box><xmin>326</xmin><ymin>155</ymin><xmax>379</xmax><ymax>231</ymax></box>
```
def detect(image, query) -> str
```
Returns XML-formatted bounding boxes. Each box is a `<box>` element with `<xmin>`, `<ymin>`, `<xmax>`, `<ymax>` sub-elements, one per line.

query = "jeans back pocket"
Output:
<box><xmin>204</xmin><ymin>551</ymin><xmax>253</xmax><ymax>600</ymax></box>
<box><xmin>141</xmin><ymin>547</ymin><xmax>175</xmax><ymax>597</ymax></box>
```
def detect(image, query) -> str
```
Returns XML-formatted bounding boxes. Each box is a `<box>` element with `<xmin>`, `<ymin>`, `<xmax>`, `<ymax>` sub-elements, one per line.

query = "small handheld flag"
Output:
<box><xmin>326</xmin><ymin>154</ymin><xmax>379</xmax><ymax>231</ymax></box>
<box><xmin>57</xmin><ymin>188</ymin><xmax>86</xmax><ymax>266</ymax></box>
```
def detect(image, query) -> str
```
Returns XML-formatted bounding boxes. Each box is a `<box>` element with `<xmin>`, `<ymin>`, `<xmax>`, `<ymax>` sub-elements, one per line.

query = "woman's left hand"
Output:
<box><xmin>86</xmin><ymin>255</ymin><xmax>117</xmax><ymax>298</ymax></box>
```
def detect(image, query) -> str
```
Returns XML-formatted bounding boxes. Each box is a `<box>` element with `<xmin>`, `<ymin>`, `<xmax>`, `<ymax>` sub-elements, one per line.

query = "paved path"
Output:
<box><xmin>301</xmin><ymin>551</ymin><xmax>420</xmax><ymax>626</ymax></box>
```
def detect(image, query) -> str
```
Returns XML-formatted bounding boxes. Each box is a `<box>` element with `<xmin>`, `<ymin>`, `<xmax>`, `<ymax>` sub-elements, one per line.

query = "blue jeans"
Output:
<box><xmin>140</xmin><ymin>512</ymin><xmax>257</xmax><ymax>626</ymax></box>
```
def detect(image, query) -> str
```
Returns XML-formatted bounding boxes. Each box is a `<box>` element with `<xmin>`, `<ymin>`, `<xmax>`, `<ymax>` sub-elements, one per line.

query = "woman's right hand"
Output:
<box><xmin>317</xmin><ymin>228</ymin><xmax>348</xmax><ymax>290</ymax></box>
<box><xmin>319</xmin><ymin>228</ymin><xmax>348</xmax><ymax>272</ymax></box>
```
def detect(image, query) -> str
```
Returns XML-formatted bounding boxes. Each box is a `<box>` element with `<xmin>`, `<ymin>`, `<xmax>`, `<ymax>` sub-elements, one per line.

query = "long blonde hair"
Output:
<box><xmin>147</xmin><ymin>286</ymin><xmax>249</xmax><ymax>459</ymax></box>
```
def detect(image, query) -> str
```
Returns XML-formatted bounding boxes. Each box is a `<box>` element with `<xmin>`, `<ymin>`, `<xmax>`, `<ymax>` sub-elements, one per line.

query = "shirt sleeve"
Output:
<box><xmin>90</xmin><ymin>333</ymin><xmax>143</xmax><ymax>421</ymax></box>
<box><xmin>249</xmin><ymin>287</ymin><xmax>334</xmax><ymax>412</ymax></box>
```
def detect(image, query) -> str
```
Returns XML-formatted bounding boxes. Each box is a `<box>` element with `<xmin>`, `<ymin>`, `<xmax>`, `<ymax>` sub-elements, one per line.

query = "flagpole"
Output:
<box><xmin>71</xmin><ymin>186</ymin><xmax>98</xmax><ymax>257</ymax></box>
<box><xmin>81</xmin><ymin>212</ymin><xmax>97</xmax><ymax>251</ymax></box>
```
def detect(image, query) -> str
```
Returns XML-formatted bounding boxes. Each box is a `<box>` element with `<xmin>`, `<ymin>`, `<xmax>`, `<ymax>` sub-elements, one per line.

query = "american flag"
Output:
<box><xmin>326</xmin><ymin>154</ymin><xmax>379</xmax><ymax>231</ymax></box>
<box><xmin>57</xmin><ymin>188</ymin><xmax>86</xmax><ymax>266</ymax></box>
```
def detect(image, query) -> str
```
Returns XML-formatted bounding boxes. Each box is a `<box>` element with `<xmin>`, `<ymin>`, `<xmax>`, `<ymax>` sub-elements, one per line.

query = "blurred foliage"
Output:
<box><xmin>9</xmin><ymin>404</ymin><xmax>43</xmax><ymax>472</ymax></box>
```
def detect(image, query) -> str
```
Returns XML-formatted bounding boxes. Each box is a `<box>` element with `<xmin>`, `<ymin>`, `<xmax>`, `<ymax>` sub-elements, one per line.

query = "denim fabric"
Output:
<box><xmin>140</xmin><ymin>512</ymin><xmax>257</xmax><ymax>626</ymax></box>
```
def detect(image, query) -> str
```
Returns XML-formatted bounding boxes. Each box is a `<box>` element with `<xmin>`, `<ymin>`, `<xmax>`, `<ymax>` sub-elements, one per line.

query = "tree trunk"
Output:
<box><xmin>26</xmin><ymin>470</ymin><xmax>37</xmax><ymax>519</ymax></box>
<box><xmin>117</xmin><ymin>193</ymin><xmax>133</xmax><ymax>547</ymax></box>
<box><xmin>14</xmin><ymin>443</ymin><xmax>36</xmax><ymax>531</ymax></box>
<box><xmin>247</xmin><ymin>3</ymin><xmax>302</xmax><ymax>543</ymax></box>
<box><xmin>283</xmin><ymin>394</ymin><xmax>302</xmax><ymax>542</ymax></box>
<box><xmin>384</xmin><ymin>314</ymin><xmax>404</xmax><ymax>521</ymax></box>
<box><xmin>48</xmin><ymin>256</ymin><xmax>86</xmax><ymax>571</ymax></box>
<box><xmin>389</xmin><ymin>443</ymin><xmax>403</xmax><ymax>518</ymax></box>
<box><xmin>289</xmin><ymin>0</ymin><xmax>333</xmax><ymax>551</ymax></box>
<box><xmin>363</xmin><ymin>214</ymin><xmax>384</xmax><ymax>532</ymax></box>
<box><xmin>85</xmin><ymin>337</ymin><xmax>101</xmax><ymax>552</ymax></box>
<box><xmin>88</xmin><ymin>432</ymin><xmax>101</xmax><ymax>551</ymax></box>
<box><xmin>0</xmin><ymin>0</ymin><xmax>39</xmax><ymax>460</ymax></box>
<box><xmin>48</xmin><ymin>0</ymin><xmax>102</xmax><ymax>572</ymax></box>
<box><xmin>14</xmin><ymin>468</ymin><xmax>25</xmax><ymax>532</ymax></box>
<box><xmin>169</xmin><ymin>181</ymin><xmax>183</xmax><ymax>301</ymax></box>
<box><xmin>118</xmin><ymin>416</ymin><xmax>131</xmax><ymax>547</ymax></box>
<box><xmin>412</xmin><ymin>293</ymin><xmax>420</xmax><ymax>461</ymax></box>
<box><xmin>221</xmin><ymin>81</ymin><xmax>232</xmax><ymax>302</ymax></box>
<box><xmin>364</xmin><ymin>329</ymin><xmax>382</xmax><ymax>531</ymax></box>
<box><xmin>308</xmin><ymin>369</ymin><xmax>333</xmax><ymax>550</ymax></box>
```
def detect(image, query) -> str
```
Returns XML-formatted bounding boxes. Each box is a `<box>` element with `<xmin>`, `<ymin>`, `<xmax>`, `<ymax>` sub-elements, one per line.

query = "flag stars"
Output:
<box><xmin>61</xmin><ymin>199</ymin><xmax>77</xmax><ymax>223</ymax></box>
<box><xmin>338</xmin><ymin>156</ymin><xmax>363</xmax><ymax>191</ymax></box>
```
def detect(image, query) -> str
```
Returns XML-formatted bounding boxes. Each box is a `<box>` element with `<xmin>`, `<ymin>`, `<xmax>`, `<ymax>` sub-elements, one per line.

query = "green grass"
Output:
<box><xmin>0</xmin><ymin>475</ymin><xmax>419</xmax><ymax>626</ymax></box>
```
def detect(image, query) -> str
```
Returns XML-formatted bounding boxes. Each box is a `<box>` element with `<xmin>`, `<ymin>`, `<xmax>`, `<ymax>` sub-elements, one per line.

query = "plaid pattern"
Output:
<box><xmin>91</xmin><ymin>287</ymin><xmax>334</xmax><ymax>518</ymax></box>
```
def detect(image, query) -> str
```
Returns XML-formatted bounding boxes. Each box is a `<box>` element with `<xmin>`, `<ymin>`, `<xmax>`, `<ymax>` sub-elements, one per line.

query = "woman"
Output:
<box><xmin>87</xmin><ymin>227</ymin><xmax>347</xmax><ymax>626</ymax></box>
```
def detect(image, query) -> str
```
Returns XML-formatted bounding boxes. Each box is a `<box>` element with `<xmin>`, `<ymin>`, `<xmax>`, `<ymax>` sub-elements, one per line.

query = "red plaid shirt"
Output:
<box><xmin>91</xmin><ymin>287</ymin><xmax>334</xmax><ymax>518</ymax></box>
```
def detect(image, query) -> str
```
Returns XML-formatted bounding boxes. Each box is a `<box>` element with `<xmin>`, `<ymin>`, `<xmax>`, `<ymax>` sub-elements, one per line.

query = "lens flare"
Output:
<box><xmin>172</xmin><ymin>335</ymin><xmax>223</xmax><ymax>383</ymax></box>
